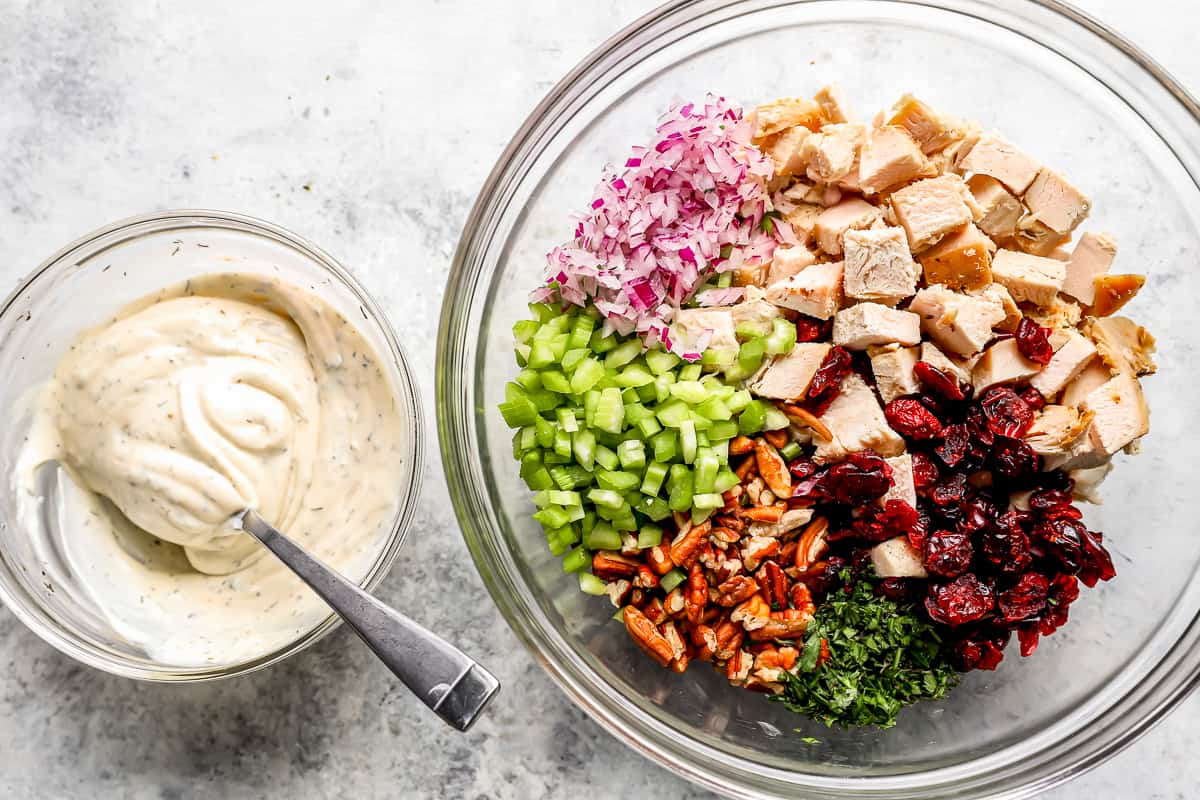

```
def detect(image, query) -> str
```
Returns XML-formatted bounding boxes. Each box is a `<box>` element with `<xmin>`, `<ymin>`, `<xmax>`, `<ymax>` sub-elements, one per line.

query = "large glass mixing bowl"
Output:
<box><xmin>437</xmin><ymin>1</ymin><xmax>1200</xmax><ymax>796</ymax></box>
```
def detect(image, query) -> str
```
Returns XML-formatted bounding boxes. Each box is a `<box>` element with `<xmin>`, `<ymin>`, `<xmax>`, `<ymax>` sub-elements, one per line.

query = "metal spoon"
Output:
<box><xmin>37</xmin><ymin>462</ymin><xmax>500</xmax><ymax>731</ymax></box>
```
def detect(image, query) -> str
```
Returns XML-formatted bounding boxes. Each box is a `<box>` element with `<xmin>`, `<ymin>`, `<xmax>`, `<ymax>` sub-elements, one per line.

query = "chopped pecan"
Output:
<box><xmin>713</xmin><ymin>514</ymin><xmax>744</xmax><ymax>533</ymax></box>
<box><xmin>710</xmin><ymin>526</ymin><xmax>740</xmax><ymax>545</ymax></box>
<box><xmin>663</xmin><ymin>586</ymin><xmax>686</xmax><ymax>617</ymax></box>
<box><xmin>714</xmin><ymin>575</ymin><xmax>760</xmax><ymax>607</ymax></box>
<box><xmin>628</xmin><ymin>588</ymin><xmax>645</xmax><ymax>608</ymax></box>
<box><xmin>720</xmin><ymin>489</ymin><xmax>742</xmax><ymax>513</ymax></box>
<box><xmin>685</xmin><ymin>564</ymin><xmax>708</xmax><ymax>625</ymax></box>
<box><xmin>714</xmin><ymin>619</ymin><xmax>745</xmax><ymax>660</ymax></box>
<box><xmin>712</xmin><ymin>556</ymin><xmax>743</xmax><ymax>583</ymax></box>
<box><xmin>731</xmin><ymin>594</ymin><xmax>772</xmax><ymax>630</ymax></box>
<box><xmin>744</xmin><ymin>477</ymin><xmax>764</xmax><ymax>506</ymax></box>
<box><xmin>779</xmin><ymin>401</ymin><xmax>834</xmax><ymax>442</ymax></box>
<box><xmin>756</xmin><ymin>645</ymin><xmax>799</xmax><ymax>672</ymax></box>
<box><xmin>646</xmin><ymin>544</ymin><xmax>674</xmax><ymax>576</ymax></box>
<box><xmin>764</xmin><ymin>429</ymin><xmax>790</xmax><ymax>449</ymax></box>
<box><xmin>755</xmin><ymin>439</ymin><xmax>792</xmax><ymax>498</ymax></box>
<box><xmin>790</xmin><ymin>583</ymin><xmax>815</xmax><ymax>616</ymax></box>
<box><xmin>760</xmin><ymin>561</ymin><xmax>789</xmax><ymax>611</ymax></box>
<box><xmin>726</xmin><ymin>649</ymin><xmax>754</xmax><ymax>684</ymax></box>
<box><xmin>605</xmin><ymin>579</ymin><xmax>632</xmax><ymax>608</ymax></box>
<box><xmin>743</xmin><ymin>505</ymin><xmax>783</xmax><ymax>524</ymax></box>
<box><xmin>734</xmin><ymin>455</ymin><xmax>758</xmax><ymax>481</ymax></box>
<box><xmin>741</xmin><ymin>536</ymin><xmax>781</xmax><ymax>571</ymax></box>
<box><xmin>817</xmin><ymin>637</ymin><xmax>831</xmax><ymax>668</ymax></box>
<box><xmin>669</xmin><ymin>520</ymin><xmax>710</xmax><ymax>570</ymax></box>
<box><xmin>642</xmin><ymin>597</ymin><xmax>667</xmax><ymax>625</ymax></box>
<box><xmin>620</xmin><ymin>533</ymin><xmax>640</xmax><ymax>556</ymax></box>
<box><xmin>794</xmin><ymin>517</ymin><xmax>830</xmax><ymax>572</ymax></box>
<box><xmin>779</xmin><ymin>540</ymin><xmax>798</xmax><ymax>566</ymax></box>
<box><xmin>632</xmin><ymin>564</ymin><xmax>659</xmax><ymax>590</ymax></box>
<box><xmin>661</xmin><ymin>621</ymin><xmax>687</xmax><ymax>664</ymax></box>
<box><xmin>759</xmin><ymin>488</ymin><xmax>776</xmax><ymax>506</ymax></box>
<box><xmin>592</xmin><ymin>550</ymin><xmax>639</xmax><ymax>580</ymax></box>
<box><xmin>690</xmin><ymin>623</ymin><xmax>717</xmax><ymax>662</ymax></box>
<box><xmin>729</xmin><ymin>435</ymin><xmax>756</xmax><ymax>456</ymax></box>
<box><xmin>623</xmin><ymin>605</ymin><xmax>674</xmax><ymax>667</ymax></box>
<box><xmin>749</xmin><ymin>608</ymin><xmax>812</xmax><ymax>641</ymax></box>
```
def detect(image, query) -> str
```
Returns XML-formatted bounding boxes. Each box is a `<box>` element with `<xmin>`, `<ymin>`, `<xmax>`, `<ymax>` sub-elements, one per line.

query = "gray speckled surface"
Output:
<box><xmin>0</xmin><ymin>1</ymin><xmax>1197</xmax><ymax>798</ymax></box>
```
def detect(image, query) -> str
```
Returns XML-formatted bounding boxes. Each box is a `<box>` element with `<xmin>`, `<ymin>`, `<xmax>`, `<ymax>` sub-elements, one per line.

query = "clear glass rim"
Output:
<box><xmin>0</xmin><ymin>208</ymin><xmax>425</xmax><ymax>683</ymax></box>
<box><xmin>437</xmin><ymin>1</ymin><xmax>1200</xmax><ymax>797</ymax></box>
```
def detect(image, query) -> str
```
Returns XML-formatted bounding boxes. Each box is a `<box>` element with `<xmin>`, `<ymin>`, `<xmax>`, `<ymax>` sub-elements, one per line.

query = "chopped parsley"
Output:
<box><xmin>759</xmin><ymin>209</ymin><xmax>782</xmax><ymax>234</ymax></box>
<box><xmin>774</xmin><ymin>572</ymin><xmax>959</xmax><ymax>729</ymax></box>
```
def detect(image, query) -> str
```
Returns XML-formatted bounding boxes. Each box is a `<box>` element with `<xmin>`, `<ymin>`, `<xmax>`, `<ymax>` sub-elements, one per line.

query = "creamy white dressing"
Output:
<box><xmin>15</xmin><ymin>273</ymin><xmax>405</xmax><ymax>667</ymax></box>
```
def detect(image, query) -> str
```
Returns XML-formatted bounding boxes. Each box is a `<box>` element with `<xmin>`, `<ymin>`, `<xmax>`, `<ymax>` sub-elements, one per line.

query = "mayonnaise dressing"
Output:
<box><xmin>15</xmin><ymin>273</ymin><xmax>406</xmax><ymax>667</ymax></box>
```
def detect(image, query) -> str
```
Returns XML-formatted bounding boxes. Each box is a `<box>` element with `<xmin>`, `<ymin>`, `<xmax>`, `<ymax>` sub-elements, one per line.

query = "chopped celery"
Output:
<box><xmin>553</xmin><ymin>428</ymin><xmax>572</xmax><ymax>458</ymax></box>
<box><xmin>605</xmin><ymin>340</ymin><xmax>642</xmax><ymax>369</ymax></box>
<box><xmin>692</xmin><ymin>492</ymin><xmax>724</xmax><ymax>510</ymax></box>
<box><xmin>780</xmin><ymin>441</ymin><xmax>801</xmax><ymax>461</ymax></box>
<box><xmin>651</xmin><ymin>430</ymin><xmax>677</xmax><ymax>463</ymax></box>
<box><xmin>695</xmin><ymin>396</ymin><xmax>732</xmax><ymax>421</ymax></box>
<box><xmin>548</xmin><ymin>490</ymin><xmax>582</xmax><ymax>507</ymax></box>
<box><xmin>528</xmin><ymin>303</ymin><xmax>556</xmax><ymax>323</ymax></box>
<box><xmin>738</xmin><ymin>399</ymin><xmax>767</xmax><ymax>435</ymax></box>
<box><xmin>645</xmin><ymin>349</ymin><xmax>680</xmax><ymax>375</ymax></box>
<box><xmin>707</xmin><ymin>420</ymin><xmax>739</xmax><ymax>441</ymax></box>
<box><xmin>640</xmin><ymin>461</ymin><xmax>668</xmax><ymax>496</ymax></box>
<box><xmin>499</xmin><ymin>397</ymin><xmax>538</xmax><ymax>428</ymax></box>
<box><xmin>653</xmin><ymin>373</ymin><xmax>675</xmax><ymax>403</ymax></box>
<box><xmin>765</xmin><ymin>317</ymin><xmax>797</xmax><ymax>355</ymax></box>
<box><xmin>589</xmin><ymin>329</ymin><xmax>618</xmax><ymax>353</ymax></box>
<box><xmin>513</xmin><ymin>319</ymin><xmax>541</xmax><ymax>343</ymax></box>
<box><xmin>541</xmin><ymin>370</ymin><xmax>571</xmax><ymax>394</ymax></box>
<box><xmin>561</xmin><ymin>348</ymin><xmax>589</xmax><ymax>372</ymax></box>
<box><xmin>667</xmin><ymin>464</ymin><xmax>694</xmax><ymax>512</ymax></box>
<box><xmin>514</xmin><ymin>344</ymin><xmax>530</xmax><ymax>366</ymax></box>
<box><xmin>694</xmin><ymin>453</ymin><xmax>720</xmax><ymax>493</ymax></box>
<box><xmin>583</xmin><ymin>521</ymin><xmax>622</xmax><ymax>550</ymax></box>
<box><xmin>584</xmin><ymin>389</ymin><xmax>601</xmax><ymax>427</ymax></box>
<box><xmin>679</xmin><ymin>364</ymin><xmax>703</xmax><ymax>382</ymax></box>
<box><xmin>572</xmin><ymin>428</ymin><xmax>596</xmax><ymax>471</ymax></box>
<box><xmin>528</xmin><ymin>339</ymin><xmax>557</xmax><ymax>369</ymax></box>
<box><xmin>514</xmin><ymin>426</ymin><xmax>537</xmax><ymax>456</ymax></box>
<box><xmin>726</xmin><ymin>389</ymin><xmax>752</xmax><ymax>413</ymax></box>
<box><xmin>533</xmin><ymin>505</ymin><xmax>570</xmax><ymax>529</ymax></box>
<box><xmin>614</xmin><ymin>363</ymin><xmax>654</xmax><ymax>388</ymax></box>
<box><xmin>617</xmin><ymin>440</ymin><xmax>646</xmax><ymax>471</ymax></box>
<box><xmin>549</xmin><ymin>464</ymin><xmax>591</xmax><ymax>490</ymax></box>
<box><xmin>514</xmin><ymin>368</ymin><xmax>542</xmax><ymax>390</ymax></box>
<box><xmin>660</xmin><ymin>568</ymin><xmax>687</xmax><ymax>593</ymax></box>
<box><xmin>635</xmin><ymin>382</ymin><xmax>658</xmax><ymax>403</ymax></box>
<box><xmin>578</xmin><ymin>572</ymin><xmax>608</xmax><ymax>596</ymax></box>
<box><xmin>565</xmin><ymin>503</ymin><xmax>585</xmax><ymax>523</ymax></box>
<box><xmin>528</xmin><ymin>389</ymin><xmax>560</xmax><ymax>413</ymax></box>
<box><xmin>637</xmin><ymin>524</ymin><xmax>664</xmax><ymax>549</ymax></box>
<box><xmin>655</xmin><ymin>399</ymin><xmax>691</xmax><ymax>428</ymax></box>
<box><xmin>669</xmin><ymin>380</ymin><xmax>708</xmax><ymax>404</ymax></box>
<box><xmin>680</xmin><ymin>418</ymin><xmax>698</xmax><ymax>464</ymax></box>
<box><xmin>764</xmin><ymin>405</ymin><xmax>791</xmax><ymax>431</ymax></box>
<box><xmin>562</xmin><ymin>546</ymin><xmax>591</xmax><ymax>573</ymax></box>
<box><xmin>635</xmin><ymin>495</ymin><xmax>672</xmax><ymax>521</ymax></box>
<box><xmin>556</xmin><ymin>407</ymin><xmax>579</xmax><ymax>432</ymax></box>
<box><xmin>547</xmin><ymin>531</ymin><xmax>571</xmax><ymax>556</ymax></box>
<box><xmin>587</xmin><ymin>488</ymin><xmax>625</xmax><ymax>510</ymax></box>
<box><xmin>596</xmin><ymin>470</ymin><xmax>641</xmax><ymax>493</ymax></box>
<box><xmin>569</xmin><ymin>315</ymin><xmax>595</xmax><ymax>349</ymax></box>
<box><xmin>570</xmin><ymin>357</ymin><xmax>605</xmax><ymax>394</ymax></box>
<box><xmin>636</xmin><ymin>415</ymin><xmax>662</xmax><ymax>439</ymax></box>
<box><xmin>594</xmin><ymin>387</ymin><xmax>625</xmax><ymax>434</ymax></box>
<box><xmin>716</xmin><ymin>270</ymin><xmax>733</xmax><ymax>288</ymax></box>
<box><xmin>738</xmin><ymin>337</ymin><xmax>767</xmax><ymax>374</ymax></box>
<box><xmin>713</xmin><ymin>468</ymin><xmax>740</xmax><ymax>494</ymax></box>
<box><xmin>593</xmin><ymin>444</ymin><xmax>619</xmax><ymax>471</ymax></box>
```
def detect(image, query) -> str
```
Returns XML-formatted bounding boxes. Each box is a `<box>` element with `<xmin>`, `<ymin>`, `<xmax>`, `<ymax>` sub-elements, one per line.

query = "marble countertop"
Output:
<box><xmin>1</xmin><ymin>1</ymin><xmax>1196</xmax><ymax>797</ymax></box>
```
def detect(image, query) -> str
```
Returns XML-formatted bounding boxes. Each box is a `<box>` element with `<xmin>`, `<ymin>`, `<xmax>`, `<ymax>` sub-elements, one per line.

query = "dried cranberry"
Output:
<box><xmin>951</xmin><ymin>626</ymin><xmax>1011</xmax><ymax>671</ymax></box>
<box><xmin>885</xmin><ymin>398</ymin><xmax>944</xmax><ymax>441</ymax></box>
<box><xmin>1019</xmin><ymin>385</ymin><xmax>1047</xmax><ymax>412</ymax></box>
<box><xmin>935</xmin><ymin>423</ymin><xmax>972</xmax><ymax>469</ymax></box>
<box><xmin>803</xmin><ymin>346</ymin><xmax>853</xmax><ymax>416</ymax></box>
<box><xmin>929</xmin><ymin>472</ymin><xmax>970</xmax><ymax>511</ymax></box>
<box><xmin>997</xmin><ymin>573</ymin><xmax>1050</xmax><ymax>623</ymax></box>
<box><xmin>788</xmin><ymin>458</ymin><xmax>820</xmax><ymax>480</ymax></box>
<box><xmin>914</xmin><ymin>361</ymin><xmax>968</xmax><ymax>401</ymax></box>
<box><xmin>981</xmin><ymin>512</ymin><xmax>1033</xmax><ymax>574</ymax></box>
<box><xmin>911</xmin><ymin>451</ymin><xmax>941</xmax><ymax>494</ymax></box>
<box><xmin>1029</xmin><ymin>488</ymin><xmax>1075</xmax><ymax>514</ymax></box>
<box><xmin>821</xmin><ymin>450</ymin><xmax>893</xmax><ymax>504</ymax></box>
<box><xmin>980</xmin><ymin>387</ymin><xmax>1035</xmax><ymax>438</ymax></box>
<box><xmin>1038</xmin><ymin>574</ymin><xmax>1079</xmax><ymax>636</ymax></box>
<box><xmin>876</xmin><ymin>577</ymin><xmax>920</xmax><ymax>602</ymax></box>
<box><xmin>959</xmin><ymin>496</ymin><xmax>998</xmax><ymax>535</ymax></box>
<box><xmin>923</xmin><ymin>530</ymin><xmax>974</xmax><ymax>578</ymax></box>
<box><xmin>1034</xmin><ymin>517</ymin><xmax>1087</xmax><ymax>574</ymax></box>
<box><xmin>1015</xmin><ymin>317</ymin><xmax>1054</xmax><ymax>365</ymax></box>
<box><xmin>793</xmin><ymin>314</ymin><xmax>831</xmax><ymax>343</ymax></box>
<box><xmin>1078</xmin><ymin>528</ymin><xmax>1116</xmax><ymax>588</ymax></box>
<box><xmin>990</xmin><ymin>437</ymin><xmax>1040</xmax><ymax>480</ymax></box>
<box><xmin>876</xmin><ymin>499</ymin><xmax>919</xmax><ymax>538</ymax></box>
<box><xmin>908</xmin><ymin>506</ymin><xmax>932</xmax><ymax>550</ymax></box>
<box><xmin>926</xmin><ymin>573</ymin><xmax>995</xmax><ymax>626</ymax></box>
<box><xmin>1016</xmin><ymin>624</ymin><xmax>1041</xmax><ymax>657</ymax></box>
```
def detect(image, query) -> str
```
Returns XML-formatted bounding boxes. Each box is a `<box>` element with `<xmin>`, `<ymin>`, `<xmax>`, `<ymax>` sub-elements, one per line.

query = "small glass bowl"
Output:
<box><xmin>438</xmin><ymin>1</ymin><xmax>1200</xmax><ymax>797</ymax></box>
<box><xmin>0</xmin><ymin>210</ymin><xmax>424</xmax><ymax>681</ymax></box>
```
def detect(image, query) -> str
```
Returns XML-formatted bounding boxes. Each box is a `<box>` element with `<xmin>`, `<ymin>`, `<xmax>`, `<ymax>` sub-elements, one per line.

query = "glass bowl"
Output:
<box><xmin>0</xmin><ymin>210</ymin><xmax>423</xmax><ymax>681</ymax></box>
<box><xmin>438</xmin><ymin>0</ymin><xmax>1200</xmax><ymax>797</ymax></box>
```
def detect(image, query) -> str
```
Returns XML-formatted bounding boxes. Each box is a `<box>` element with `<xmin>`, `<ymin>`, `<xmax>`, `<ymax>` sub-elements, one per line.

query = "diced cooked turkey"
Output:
<box><xmin>882</xmin><ymin>452</ymin><xmax>918</xmax><ymax>508</ymax></box>
<box><xmin>812</xmin><ymin>198</ymin><xmax>882</xmax><ymax>255</ymax></box>
<box><xmin>814</xmin><ymin>84</ymin><xmax>851</xmax><ymax>124</ymax></box>
<box><xmin>1029</xmin><ymin>329</ymin><xmax>1098</xmax><ymax>399</ymax></box>
<box><xmin>752</xmin><ymin>97</ymin><xmax>823</xmax><ymax>141</ymax></box>
<box><xmin>730</xmin><ymin>289</ymin><xmax>781</xmax><ymax>336</ymax></box>
<box><xmin>1013</xmin><ymin>215</ymin><xmax>1069</xmax><ymax>257</ymax></box>
<box><xmin>1062</xmin><ymin>232</ymin><xmax>1116</xmax><ymax>305</ymax></box>
<box><xmin>858</xmin><ymin>125</ymin><xmax>932</xmax><ymax>195</ymax></box>
<box><xmin>766</xmin><ymin>244</ymin><xmax>817</xmax><ymax>286</ymax></box>
<box><xmin>765</xmin><ymin>125</ymin><xmax>811</xmax><ymax>179</ymax></box>
<box><xmin>885</xmin><ymin>94</ymin><xmax>965</xmax><ymax>154</ymax></box>
<box><xmin>765</xmin><ymin>260</ymin><xmax>844</xmax><ymax>320</ymax></box>
<box><xmin>890</xmin><ymin>174</ymin><xmax>976</xmax><ymax>252</ymax></box>
<box><xmin>967</xmin><ymin>174</ymin><xmax>1024</xmax><ymax>240</ymax></box>
<box><xmin>1085</xmin><ymin>316</ymin><xmax>1157</xmax><ymax>377</ymax></box>
<box><xmin>1023</xmin><ymin>167</ymin><xmax>1091</xmax><ymax>234</ymax></box>
<box><xmin>841</xmin><ymin>226</ymin><xmax>920</xmax><ymax>304</ymax></box>
<box><xmin>1026</xmin><ymin>295</ymin><xmax>1083</xmax><ymax>331</ymax></box>
<box><xmin>972</xmin><ymin>338</ymin><xmax>1042</xmax><ymax>391</ymax></box>
<box><xmin>870</xmin><ymin>536</ymin><xmax>928</xmax><ymax>578</ymax></box>
<box><xmin>919</xmin><ymin>341</ymin><xmax>973</xmax><ymax>383</ymax></box>
<box><xmin>813</xmin><ymin>373</ymin><xmax>905</xmax><ymax>463</ymax></box>
<box><xmin>870</xmin><ymin>344</ymin><xmax>921</xmax><ymax>403</ymax></box>
<box><xmin>671</xmin><ymin>307</ymin><xmax>738</xmax><ymax>356</ymax></box>
<box><xmin>908</xmin><ymin>285</ymin><xmax>1006</xmax><ymax>355</ymax></box>
<box><xmin>917</xmin><ymin>222</ymin><xmax>993</xmax><ymax>290</ymax></box>
<box><xmin>832</xmin><ymin>302</ymin><xmax>921</xmax><ymax>350</ymax></box>
<box><xmin>972</xmin><ymin>283</ymin><xmax>1022</xmax><ymax>332</ymax></box>
<box><xmin>990</xmin><ymin>249</ymin><xmax>1066</xmax><ymax>306</ymax></box>
<box><xmin>1078</xmin><ymin>372</ymin><xmax>1150</xmax><ymax>457</ymax></box>
<box><xmin>749</xmin><ymin>343</ymin><xmax>832</xmax><ymax>401</ymax></box>
<box><xmin>1024</xmin><ymin>404</ymin><xmax>1093</xmax><ymax>457</ymax></box>
<box><xmin>958</xmin><ymin>130</ymin><xmax>1041</xmax><ymax>194</ymax></box>
<box><xmin>801</xmin><ymin>123</ymin><xmax>863</xmax><ymax>184</ymax></box>
<box><xmin>1060</xmin><ymin>360</ymin><xmax>1114</xmax><ymax>408</ymax></box>
<box><xmin>1070</xmin><ymin>461</ymin><xmax>1113</xmax><ymax>504</ymax></box>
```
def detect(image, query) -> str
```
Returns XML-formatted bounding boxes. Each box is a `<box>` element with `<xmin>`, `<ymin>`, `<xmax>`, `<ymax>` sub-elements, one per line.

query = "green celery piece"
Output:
<box><xmin>738</xmin><ymin>337</ymin><xmax>767</xmax><ymax>374</ymax></box>
<box><xmin>679</xmin><ymin>364</ymin><xmax>703</xmax><ymax>382</ymax></box>
<box><xmin>593</xmin><ymin>387</ymin><xmax>625</xmax><ymax>434</ymax></box>
<box><xmin>549</xmin><ymin>464</ymin><xmax>591</xmax><ymax>491</ymax></box>
<box><xmin>694</xmin><ymin>453</ymin><xmax>720</xmax><ymax>493</ymax></box>
<box><xmin>556</xmin><ymin>407</ymin><xmax>579</xmax><ymax>433</ymax></box>
<box><xmin>636</xmin><ymin>524</ymin><xmax>664</xmax><ymax>549</ymax></box>
<box><xmin>593</xmin><ymin>444</ymin><xmax>619</xmax><ymax>472</ymax></box>
<box><xmin>513</xmin><ymin>319</ymin><xmax>541</xmax><ymax>344</ymax></box>
<box><xmin>528</xmin><ymin>302</ymin><xmax>556</xmax><ymax>323</ymax></box>
<box><xmin>569</xmin><ymin>315</ymin><xmax>595</xmax><ymax>349</ymax></box>
<box><xmin>570</xmin><ymin>357</ymin><xmax>605</xmax><ymax>394</ymax></box>
<box><xmin>690</xmin><ymin>506</ymin><xmax>714</xmax><ymax>525</ymax></box>
<box><xmin>655</xmin><ymin>399</ymin><xmax>691</xmax><ymax>428</ymax></box>
<box><xmin>692</xmin><ymin>492</ymin><xmax>724</xmax><ymax>510</ymax></box>
<box><xmin>640</xmin><ymin>461</ymin><xmax>668</xmax><ymax>496</ymax></box>
<box><xmin>605</xmin><ymin>339</ymin><xmax>642</xmax><ymax>369</ymax></box>
<box><xmin>528</xmin><ymin>389</ymin><xmax>560</xmax><ymax>413</ymax></box>
<box><xmin>653</xmin><ymin>373</ymin><xmax>675</xmax><ymax>403</ymax></box>
<box><xmin>578</xmin><ymin>572</ymin><xmax>608</xmax><ymax>596</ymax></box>
<box><xmin>651</xmin><ymin>430</ymin><xmax>677</xmax><ymax>463</ymax></box>
<box><xmin>580</xmin><ymin>510</ymin><xmax>596</xmax><ymax>537</ymax></box>
<box><xmin>614</xmin><ymin>363</ymin><xmax>654</xmax><ymax>388</ymax></box>
<box><xmin>561</xmin><ymin>348</ymin><xmax>589</xmax><ymax>373</ymax></box>
<box><xmin>764</xmin><ymin>405</ymin><xmax>791</xmax><ymax>430</ymax></box>
<box><xmin>780</xmin><ymin>441</ymin><xmax>802</xmax><ymax>461</ymax></box>
<box><xmin>561</xmin><ymin>546</ymin><xmax>591</xmax><ymax>573</ymax></box>
<box><xmin>669</xmin><ymin>380</ymin><xmax>708</xmax><ymax>404</ymax></box>
<box><xmin>707</xmin><ymin>420</ymin><xmax>739</xmax><ymax>441</ymax></box>
<box><xmin>660</xmin><ymin>568</ymin><xmax>687</xmax><ymax>593</ymax></box>
<box><xmin>514</xmin><ymin>368</ymin><xmax>542</xmax><ymax>391</ymax></box>
<box><xmin>527</xmin><ymin>339</ymin><xmax>557</xmax><ymax>369</ymax></box>
<box><xmin>553</xmin><ymin>428</ymin><xmax>572</xmax><ymax>458</ymax></box>
<box><xmin>499</xmin><ymin>396</ymin><xmax>538</xmax><ymax>428</ymax></box>
<box><xmin>547</xmin><ymin>530</ymin><xmax>571</xmax><ymax>556</ymax></box>
<box><xmin>587</xmin><ymin>488</ymin><xmax>625</xmax><ymax>510</ymax></box>
<box><xmin>637</xmin><ymin>415</ymin><xmax>662</xmax><ymax>439</ymax></box>
<box><xmin>679</xmin><ymin>419</ymin><xmax>698</xmax><ymax>464</ymax></box>
<box><xmin>617</xmin><ymin>439</ymin><xmax>646</xmax><ymax>471</ymax></box>
<box><xmin>548</xmin><ymin>490</ymin><xmax>582</xmax><ymax>507</ymax></box>
<box><xmin>504</xmin><ymin>381</ymin><xmax>529</xmax><ymax>403</ymax></box>
<box><xmin>534</xmin><ymin>415</ymin><xmax>556</xmax><ymax>448</ymax></box>
<box><xmin>738</xmin><ymin>399</ymin><xmax>767</xmax><ymax>435</ymax></box>
<box><xmin>583</xmin><ymin>522</ymin><xmax>622</xmax><ymax>550</ymax></box>
<box><xmin>635</xmin><ymin>381</ymin><xmax>658</xmax><ymax>403</ymax></box>
<box><xmin>695</xmin><ymin>396</ymin><xmax>732</xmax><ymax>421</ymax></box>
<box><xmin>611</xmin><ymin>508</ymin><xmax>639</xmax><ymax>531</ymax></box>
<box><xmin>623</xmin><ymin>402</ymin><xmax>652</xmax><ymax>425</ymax></box>
<box><xmin>565</xmin><ymin>503</ymin><xmax>585</xmax><ymax>523</ymax></box>
<box><xmin>644</xmin><ymin>348</ymin><xmax>680</xmax><ymax>375</ymax></box>
<box><xmin>713</xmin><ymin>468</ymin><xmax>740</xmax><ymax>494</ymax></box>
<box><xmin>726</xmin><ymin>389</ymin><xmax>752</xmax><ymax>413</ymax></box>
<box><xmin>589</xmin><ymin>329</ymin><xmax>618</xmax><ymax>354</ymax></box>
<box><xmin>667</xmin><ymin>464</ymin><xmax>694</xmax><ymax>512</ymax></box>
<box><xmin>716</xmin><ymin>270</ymin><xmax>733</xmax><ymax>288</ymax></box>
<box><xmin>595</xmin><ymin>470</ymin><xmax>641</xmax><ymax>493</ymax></box>
<box><xmin>541</xmin><ymin>450</ymin><xmax>570</xmax><ymax>465</ymax></box>
<box><xmin>584</xmin><ymin>389</ymin><xmax>601</xmax><ymax>428</ymax></box>
<box><xmin>540</xmin><ymin>369</ymin><xmax>571</xmax><ymax>395</ymax></box>
<box><xmin>636</xmin><ymin>495</ymin><xmax>672</xmax><ymax>521</ymax></box>
<box><xmin>572</xmin><ymin>428</ymin><xmax>596</xmax><ymax>471</ymax></box>
<box><xmin>765</xmin><ymin>317</ymin><xmax>797</xmax><ymax>355</ymax></box>
<box><xmin>533</xmin><ymin>505</ymin><xmax>570</xmax><ymax>530</ymax></box>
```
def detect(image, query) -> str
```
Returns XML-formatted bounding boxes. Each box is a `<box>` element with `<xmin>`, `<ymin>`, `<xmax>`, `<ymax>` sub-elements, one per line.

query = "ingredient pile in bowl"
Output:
<box><xmin>499</xmin><ymin>91</ymin><xmax>1155</xmax><ymax>728</ymax></box>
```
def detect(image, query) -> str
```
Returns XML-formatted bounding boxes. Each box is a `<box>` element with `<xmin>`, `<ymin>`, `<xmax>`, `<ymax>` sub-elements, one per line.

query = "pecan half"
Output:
<box><xmin>714</xmin><ymin>575</ymin><xmax>760</xmax><ymax>607</ymax></box>
<box><xmin>605</xmin><ymin>579</ymin><xmax>632</xmax><ymax>608</ymax></box>
<box><xmin>730</xmin><ymin>594</ymin><xmax>772</xmax><ymax>630</ymax></box>
<box><xmin>729</xmin><ymin>435</ymin><xmax>757</xmax><ymax>456</ymax></box>
<box><xmin>685</xmin><ymin>564</ymin><xmax>708</xmax><ymax>625</ymax></box>
<box><xmin>790</xmin><ymin>583</ymin><xmax>815</xmax><ymax>616</ymax></box>
<box><xmin>623</xmin><ymin>606</ymin><xmax>674</xmax><ymax>667</ymax></box>
<box><xmin>632</xmin><ymin>564</ymin><xmax>659</xmax><ymax>590</ymax></box>
<box><xmin>669</xmin><ymin>520</ymin><xmax>710</xmax><ymax>570</ymax></box>
<box><xmin>779</xmin><ymin>401</ymin><xmax>834</xmax><ymax>442</ymax></box>
<box><xmin>794</xmin><ymin>516</ymin><xmax>830</xmax><ymax>572</ymax></box>
<box><xmin>592</xmin><ymin>550</ymin><xmax>639</xmax><ymax>580</ymax></box>
<box><xmin>642</xmin><ymin>596</ymin><xmax>667</xmax><ymax>625</ymax></box>
<box><xmin>714</xmin><ymin>619</ymin><xmax>745</xmax><ymax>660</ymax></box>
<box><xmin>741</xmin><ymin>535</ymin><xmax>780</xmax><ymax>571</ymax></box>
<box><xmin>764</xmin><ymin>428</ymin><xmax>789</xmax><ymax>449</ymax></box>
<box><xmin>726</xmin><ymin>649</ymin><xmax>754</xmax><ymax>684</ymax></box>
<box><xmin>690</xmin><ymin>624</ymin><xmax>718</xmax><ymax>662</ymax></box>
<box><xmin>663</xmin><ymin>586</ymin><xmax>686</xmax><ymax>617</ymax></box>
<box><xmin>743</xmin><ymin>505</ymin><xmax>783</xmax><ymax>524</ymax></box>
<box><xmin>755</xmin><ymin>439</ymin><xmax>792</xmax><ymax>498</ymax></box>
<box><xmin>760</xmin><ymin>561</ymin><xmax>789</xmax><ymax>611</ymax></box>
<box><xmin>646</xmin><ymin>544</ymin><xmax>674</xmax><ymax>576</ymax></box>
<box><xmin>749</xmin><ymin>608</ymin><xmax>812</xmax><ymax>641</ymax></box>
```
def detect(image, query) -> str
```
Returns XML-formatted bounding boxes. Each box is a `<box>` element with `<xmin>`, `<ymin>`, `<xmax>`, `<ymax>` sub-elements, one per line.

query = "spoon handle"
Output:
<box><xmin>240</xmin><ymin>510</ymin><xmax>500</xmax><ymax>732</ymax></box>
